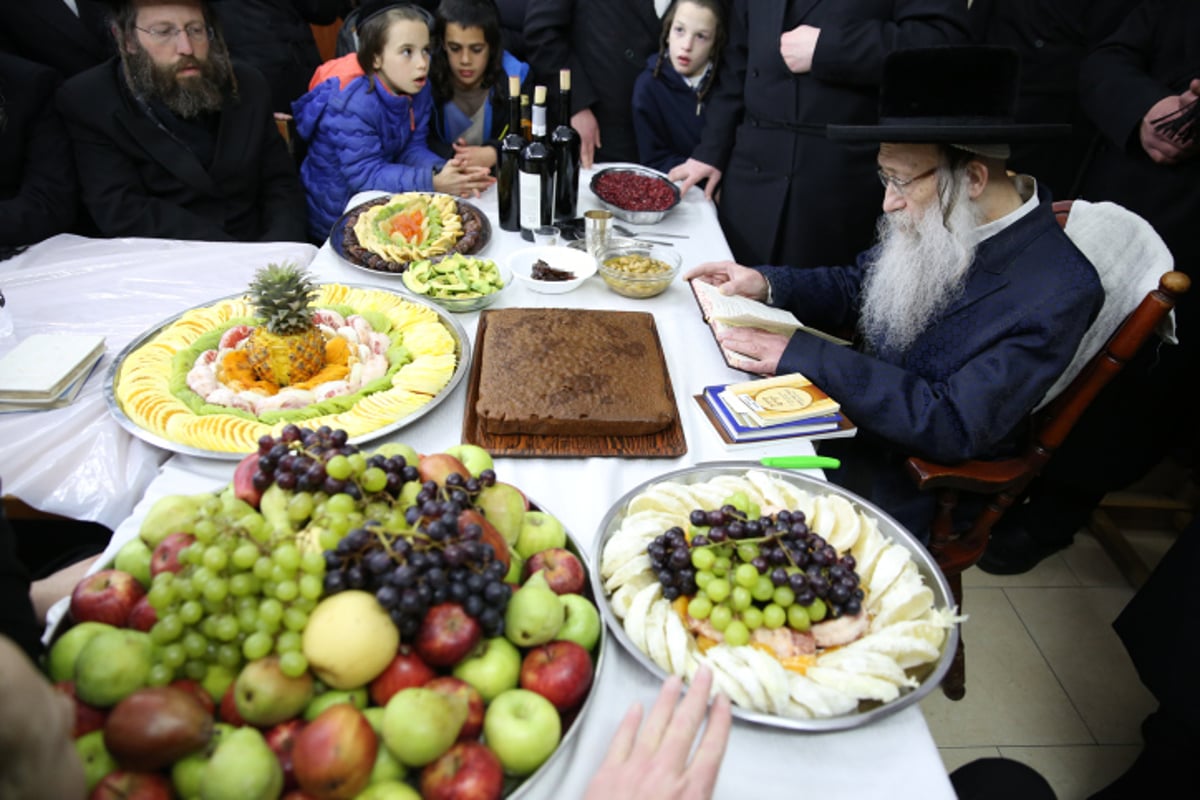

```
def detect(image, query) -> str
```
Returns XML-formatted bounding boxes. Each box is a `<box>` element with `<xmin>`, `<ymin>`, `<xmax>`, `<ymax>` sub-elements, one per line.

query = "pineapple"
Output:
<box><xmin>244</xmin><ymin>263</ymin><xmax>326</xmax><ymax>386</ymax></box>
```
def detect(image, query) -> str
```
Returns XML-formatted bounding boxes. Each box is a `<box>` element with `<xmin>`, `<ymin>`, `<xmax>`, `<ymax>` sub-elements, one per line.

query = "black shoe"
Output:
<box><xmin>1088</xmin><ymin>710</ymin><xmax>1195</xmax><ymax>798</ymax></box>
<box><xmin>977</xmin><ymin>523</ymin><xmax>1070</xmax><ymax>575</ymax></box>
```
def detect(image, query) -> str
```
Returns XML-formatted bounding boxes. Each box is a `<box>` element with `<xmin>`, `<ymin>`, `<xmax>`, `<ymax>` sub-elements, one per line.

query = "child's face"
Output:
<box><xmin>444</xmin><ymin>22</ymin><xmax>490</xmax><ymax>93</ymax></box>
<box><xmin>374</xmin><ymin>18</ymin><xmax>431</xmax><ymax>95</ymax></box>
<box><xmin>668</xmin><ymin>1</ymin><xmax>718</xmax><ymax>79</ymax></box>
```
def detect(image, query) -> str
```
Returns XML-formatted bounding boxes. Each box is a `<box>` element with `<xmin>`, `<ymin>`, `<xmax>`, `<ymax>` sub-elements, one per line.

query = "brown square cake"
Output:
<box><xmin>475</xmin><ymin>309</ymin><xmax>676</xmax><ymax>436</ymax></box>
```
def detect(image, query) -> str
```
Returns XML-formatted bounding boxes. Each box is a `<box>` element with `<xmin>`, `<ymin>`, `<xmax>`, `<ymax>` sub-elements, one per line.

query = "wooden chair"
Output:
<box><xmin>905</xmin><ymin>200</ymin><xmax>1190</xmax><ymax>700</ymax></box>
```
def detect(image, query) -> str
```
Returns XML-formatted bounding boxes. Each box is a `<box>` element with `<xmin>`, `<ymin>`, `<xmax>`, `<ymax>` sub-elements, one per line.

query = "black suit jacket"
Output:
<box><xmin>0</xmin><ymin>0</ymin><xmax>112</xmax><ymax>78</ymax></box>
<box><xmin>56</xmin><ymin>59</ymin><xmax>308</xmax><ymax>243</ymax></box>
<box><xmin>524</xmin><ymin>0</ymin><xmax>663</xmax><ymax>164</ymax></box>
<box><xmin>0</xmin><ymin>52</ymin><xmax>78</xmax><ymax>246</ymax></box>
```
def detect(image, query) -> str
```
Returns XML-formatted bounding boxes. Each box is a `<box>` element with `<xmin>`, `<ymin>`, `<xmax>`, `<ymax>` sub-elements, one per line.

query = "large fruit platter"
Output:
<box><xmin>48</xmin><ymin>432</ymin><xmax>605</xmax><ymax>800</ymax></box>
<box><xmin>594</xmin><ymin>464</ymin><xmax>957</xmax><ymax>731</ymax></box>
<box><xmin>332</xmin><ymin>193</ymin><xmax>492</xmax><ymax>276</ymax></box>
<box><xmin>106</xmin><ymin>265</ymin><xmax>469</xmax><ymax>458</ymax></box>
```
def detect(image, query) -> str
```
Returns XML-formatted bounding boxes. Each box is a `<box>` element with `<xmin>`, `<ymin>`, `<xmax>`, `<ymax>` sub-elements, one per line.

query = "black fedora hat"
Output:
<box><xmin>827</xmin><ymin>46</ymin><xmax>1071</xmax><ymax>143</ymax></box>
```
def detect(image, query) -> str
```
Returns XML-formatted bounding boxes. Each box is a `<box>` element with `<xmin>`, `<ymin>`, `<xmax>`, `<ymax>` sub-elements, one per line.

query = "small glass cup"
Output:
<box><xmin>533</xmin><ymin>225</ymin><xmax>560</xmax><ymax>246</ymax></box>
<box><xmin>584</xmin><ymin>209</ymin><xmax>612</xmax><ymax>257</ymax></box>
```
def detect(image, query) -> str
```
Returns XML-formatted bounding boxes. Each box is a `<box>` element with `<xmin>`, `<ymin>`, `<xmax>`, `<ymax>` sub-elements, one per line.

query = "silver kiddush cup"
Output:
<box><xmin>584</xmin><ymin>209</ymin><xmax>612</xmax><ymax>258</ymax></box>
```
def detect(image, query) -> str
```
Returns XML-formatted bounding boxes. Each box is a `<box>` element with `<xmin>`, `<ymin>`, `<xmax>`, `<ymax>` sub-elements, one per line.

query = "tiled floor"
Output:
<box><xmin>920</xmin><ymin>511</ymin><xmax>1184</xmax><ymax>799</ymax></box>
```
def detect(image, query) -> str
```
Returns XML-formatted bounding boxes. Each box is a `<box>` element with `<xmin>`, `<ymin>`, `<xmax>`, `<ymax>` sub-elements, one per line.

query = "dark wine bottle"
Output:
<box><xmin>519</xmin><ymin>85</ymin><xmax>555</xmax><ymax>242</ymax></box>
<box><xmin>497</xmin><ymin>75</ymin><xmax>524</xmax><ymax>232</ymax></box>
<box><xmin>551</xmin><ymin>68</ymin><xmax>581</xmax><ymax>224</ymax></box>
<box><xmin>520</xmin><ymin>93</ymin><xmax>532</xmax><ymax>142</ymax></box>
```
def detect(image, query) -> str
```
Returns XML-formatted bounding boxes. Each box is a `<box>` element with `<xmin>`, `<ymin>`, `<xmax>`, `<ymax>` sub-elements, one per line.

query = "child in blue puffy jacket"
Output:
<box><xmin>631</xmin><ymin>0</ymin><xmax>726</xmax><ymax>173</ymax></box>
<box><xmin>292</xmin><ymin>3</ymin><xmax>493</xmax><ymax>240</ymax></box>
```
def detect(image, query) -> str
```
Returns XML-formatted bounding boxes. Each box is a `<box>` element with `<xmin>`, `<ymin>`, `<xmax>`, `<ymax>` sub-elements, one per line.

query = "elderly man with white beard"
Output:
<box><xmin>56</xmin><ymin>0</ymin><xmax>308</xmax><ymax>242</ymax></box>
<box><xmin>686</xmin><ymin>47</ymin><xmax>1105</xmax><ymax>542</ymax></box>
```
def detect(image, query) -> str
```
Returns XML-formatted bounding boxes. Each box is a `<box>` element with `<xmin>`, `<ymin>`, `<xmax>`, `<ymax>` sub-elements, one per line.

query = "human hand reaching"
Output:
<box><xmin>583</xmin><ymin>665</ymin><xmax>732</xmax><ymax>800</ymax></box>
<box><xmin>571</xmin><ymin>107</ymin><xmax>602</xmax><ymax>168</ymax></box>
<box><xmin>780</xmin><ymin>24</ymin><xmax>820</xmax><ymax>74</ymax></box>
<box><xmin>668</xmin><ymin>158</ymin><xmax>723</xmax><ymax>200</ymax></box>
<box><xmin>452</xmin><ymin>139</ymin><xmax>498</xmax><ymax>170</ymax></box>
<box><xmin>1140</xmin><ymin>78</ymin><xmax>1200</xmax><ymax>164</ymax></box>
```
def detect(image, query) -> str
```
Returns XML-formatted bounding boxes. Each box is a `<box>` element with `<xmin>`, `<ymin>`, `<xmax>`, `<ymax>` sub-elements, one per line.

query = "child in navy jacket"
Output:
<box><xmin>631</xmin><ymin>0</ymin><xmax>726</xmax><ymax>173</ymax></box>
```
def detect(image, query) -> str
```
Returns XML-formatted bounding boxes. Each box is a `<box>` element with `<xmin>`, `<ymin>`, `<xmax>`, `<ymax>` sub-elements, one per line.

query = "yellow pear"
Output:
<box><xmin>302</xmin><ymin>590</ymin><xmax>399</xmax><ymax>689</ymax></box>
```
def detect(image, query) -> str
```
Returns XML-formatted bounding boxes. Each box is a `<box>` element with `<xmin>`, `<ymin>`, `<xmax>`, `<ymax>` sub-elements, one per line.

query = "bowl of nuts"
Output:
<box><xmin>589</xmin><ymin>165</ymin><xmax>681</xmax><ymax>224</ymax></box>
<box><xmin>597</xmin><ymin>238</ymin><xmax>681</xmax><ymax>298</ymax></box>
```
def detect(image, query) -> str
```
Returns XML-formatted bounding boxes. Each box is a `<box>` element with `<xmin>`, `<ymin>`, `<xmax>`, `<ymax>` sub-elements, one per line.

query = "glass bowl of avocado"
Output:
<box><xmin>400</xmin><ymin>253</ymin><xmax>510</xmax><ymax>312</ymax></box>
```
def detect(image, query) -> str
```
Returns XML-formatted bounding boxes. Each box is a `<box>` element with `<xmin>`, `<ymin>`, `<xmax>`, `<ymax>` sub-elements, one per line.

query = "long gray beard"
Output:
<box><xmin>124</xmin><ymin>43</ymin><xmax>233</xmax><ymax>119</ymax></box>
<box><xmin>860</xmin><ymin>175</ymin><xmax>984</xmax><ymax>355</ymax></box>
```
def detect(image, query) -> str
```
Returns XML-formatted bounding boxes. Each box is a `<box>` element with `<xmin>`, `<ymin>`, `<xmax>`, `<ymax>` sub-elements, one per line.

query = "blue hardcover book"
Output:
<box><xmin>700</xmin><ymin>385</ymin><xmax>846</xmax><ymax>443</ymax></box>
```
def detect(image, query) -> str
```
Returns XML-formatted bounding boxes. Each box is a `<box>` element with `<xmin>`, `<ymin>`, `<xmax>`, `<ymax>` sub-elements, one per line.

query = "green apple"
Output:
<box><xmin>304</xmin><ymin>687</ymin><xmax>368</xmax><ymax>721</ymax></box>
<box><xmin>451</xmin><ymin>637</ymin><xmax>521</xmax><ymax>703</ymax></box>
<box><xmin>504</xmin><ymin>551</ymin><xmax>524</xmax><ymax>584</ymax></box>
<box><xmin>172</xmin><ymin>723</ymin><xmax>234</xmax><ymax>799</ymax></box>
<box><xmin>74</xmin><ymin>730</ymin><xmax>118</xmax><ymax>792</ymax></box>
<box><xmin>138</xmin><ymin>493</ymin><xmax>206</xmax><ymax>547</ymax></box>
<box><xmin>483</xmin><ymin>689</ymin><xmax>562</xmax><ymax>776</ymax></box>
<box><xmin>363</xmin><ymin>705</ymin><xmax>386</xmax><ymax>733</ymax></box>
<box><xmin>357</xmin><ymin>781</ymin><xmax>422</xmax><ymax>800</ymax></box>
<box><xmin>46</xmin><ymin>621</ymin><xmax>114</xmax><ymax>683</ymax></box>
<box><xmin>504</xmin><ymin>572</ymin><xmax>564</xmax><ymax>648</ymax></box>
<box><xmin>234</xmin><ymin>655</ymin><xmax>314</xmax><ymax>726</ymax></box>
<box><xmin>369</xmin><ymin>742</ymin><xmax>408</xmax><ymax>784</ymax></box>
<box><xmin>443</xmin><ymin>444</ymin><xmax>495</xmax><ymax>477</ymax></box>
<box><xmin>74</xmin><ymin>629</ymin><xmax>154</xmax><ymax>707</ymax></box>
<box><xmin>113</xmin><ymin>539</ymin><xmax>154</xmax><ymax>588</ymax></box>
<box><xmin>200</xmin><ymin>663</ymin><xmax>237</xmax><ymax>704</ymax></box>
<box><xmin>200</xmin><ymin>726</ymin><xmax>282</xmax><ymax>800</ymax></box>
<box><xmin>381</xmin><ymin>687</ymin><xmax>466</xmax><ymax>767</ymax></box>
<box><xmin>514</xmin><ymin>511</ymin><xmax>567</xmax><ymax>560</ymax></box>
<box><xmin>556</xmin><ymin>593</ymin><xmax>602</xmax><ymax>652</ymax></box>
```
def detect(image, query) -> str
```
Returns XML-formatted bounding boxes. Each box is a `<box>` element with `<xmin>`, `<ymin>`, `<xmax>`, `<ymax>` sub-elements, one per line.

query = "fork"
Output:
<box><xmin>612</xmin><ymin>224</ymin><xmax>688</xmax><ymax>239</ymax></box>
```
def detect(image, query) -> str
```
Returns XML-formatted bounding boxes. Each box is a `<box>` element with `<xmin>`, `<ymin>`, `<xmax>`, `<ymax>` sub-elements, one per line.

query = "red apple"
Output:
<box><xmin>424</xmin><ymin>676</ymin><xmax>485</xmax><ymax>740</ymax></box>
<box><xmin>519</xmin><ymin>640</ymin><xmax>594</xmax><ymax>713</ymax></box>
<box><xmin>368</xmin><ymin>645</ymin><xmax>436</xmax><ymax>706</ymax></box>
<box><xmin>233</xmin><ymin>450</ymin><xmax>263</xmax><ymax>509</ymax></box>
<box><xmin>523</xmin><ymin>547</ymin><xmax>586</xmax><ymax>595</ymax></box>
<box><xmin>266</xmin><ymin>717</ymin><xmax>307</xmax><ymax>791</ymax></box>
<box><xmin>281</xmin><ymin>792</ymin><xmax>321</xmax><ymax>800</ymax></box>
<box><xmin>89</xmin><ymin>770</ymin><xmax>173</xmax><ymax>800</ymax></box>
<box><xmin>219</xmin><ymin>683</ymin><xmax>247</xmax><ymax>726</ymax></box>
<box><xmin>125</xmin><ymin>595</ymin><xmax>157</xmax><ymax>632</ymax></box>
<box><xmin>417</xmin><ymin>452</ymin><xmax>471</xmax><ymax>487</ymax></box>
<box><xmin>150</xmin><ymin>532</ymin><xmax>195</xmax><ymax>577</ymax></box>
<box><xmin>69</xmin><ymin>569</ymin><xmax>145</xmax><ymax>627</ymax></box>
<box><xmin>169</xmin><ymin>679</ymin><xmax>215</xmax><ymax>716</ymax></box>
<box><xmin>415</xmin><ymin>603</ymin><xmax>483</xmax><ymax>667</ymax></box>
<box><xmin>420</xmin><ymin>741</ymin><xmax>504</xmax><ymax>800</ymax></box>
<box><xmin>55</xmin><ymin>681</ymin><xmax>107</xmax><ymax>738</ymax></box>
<box><xmin>292</xmin><ymin>704</ymin><xmax>377</xmax><ymax>800</ymax></box>
<box><xmin>457</xmin><ymin>509</ymin><xmax>511</xmax><ymax>571</ymax></box>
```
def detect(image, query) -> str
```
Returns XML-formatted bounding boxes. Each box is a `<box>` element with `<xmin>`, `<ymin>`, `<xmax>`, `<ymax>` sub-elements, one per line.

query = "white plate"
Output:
<box><xmin>507</xmin><ymin>245</ymin><xmax>598</xmax><ymax>294</ymax></box>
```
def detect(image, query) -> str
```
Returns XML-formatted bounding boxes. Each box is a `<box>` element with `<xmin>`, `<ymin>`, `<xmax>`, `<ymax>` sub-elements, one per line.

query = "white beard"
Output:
<box><xmin>860</xmin><ymin>174</ymin><xmax>984</xmax><ymax>355</ymax></box>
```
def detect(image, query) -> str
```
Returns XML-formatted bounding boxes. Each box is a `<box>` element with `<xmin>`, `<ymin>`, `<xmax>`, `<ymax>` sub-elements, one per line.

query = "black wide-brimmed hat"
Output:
<box><xmin>827</xmin><ymin>46</ymin><xmax>1071</xmax><ymax>143</ymax></box>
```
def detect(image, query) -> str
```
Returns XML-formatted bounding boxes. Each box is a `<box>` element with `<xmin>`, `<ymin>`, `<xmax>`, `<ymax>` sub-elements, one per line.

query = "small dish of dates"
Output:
<box><xmin>507</xmin><ymin>245</ymin><xmax>599</xmax><ymax>295</ymax></box>
<box><xmin>589</xmin><ymin>165</ymin><xmax>682</xmax><ymax>224</ymax></box>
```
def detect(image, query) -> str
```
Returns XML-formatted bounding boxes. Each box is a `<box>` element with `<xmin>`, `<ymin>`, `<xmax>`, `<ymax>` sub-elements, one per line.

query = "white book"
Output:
<box><xmin>0</xmin><ymin>334</ymin><xmax>106</xmax><ymax>400</ymax></box>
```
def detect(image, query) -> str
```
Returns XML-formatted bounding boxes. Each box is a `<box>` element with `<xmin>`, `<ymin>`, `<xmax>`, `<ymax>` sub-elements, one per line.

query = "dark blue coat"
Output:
<box><xmin>632</xmin><ymin>55</ymin><xmax>709</xmax><ymax>173</ymax></box>
<box><xmin>758</xmin><ymin>190</ymin><xmax>1103</xmax><ymax>538</ymax></box>
<box><xmin>293</xmin><ymin>75</ymin><xmax>444</xmax><ymax>240</ymax></box>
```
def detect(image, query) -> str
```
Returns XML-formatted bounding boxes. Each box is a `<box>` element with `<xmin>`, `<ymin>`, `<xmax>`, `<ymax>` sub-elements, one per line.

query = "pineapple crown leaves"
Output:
<box><xmin>247</xmin><ymin>262</ymin><xmax>318</xmax><ymax>335</ymax></box>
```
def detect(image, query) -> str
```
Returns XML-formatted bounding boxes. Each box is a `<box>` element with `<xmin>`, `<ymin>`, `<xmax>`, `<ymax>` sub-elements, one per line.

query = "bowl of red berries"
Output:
<box><xmin>589</xmin><ymin>165</ymin><xmax>681</xmax><ymax>224</ymax></box>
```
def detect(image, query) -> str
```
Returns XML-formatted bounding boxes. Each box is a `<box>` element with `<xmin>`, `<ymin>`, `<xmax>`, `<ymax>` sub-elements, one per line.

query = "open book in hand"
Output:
<box><xmin>690</xmin><ymin>278</ymin><xmax>849</xmax><ymax>369</ymax></box>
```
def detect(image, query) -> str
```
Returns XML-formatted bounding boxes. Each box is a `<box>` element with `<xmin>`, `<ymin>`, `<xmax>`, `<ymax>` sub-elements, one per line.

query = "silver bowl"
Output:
<box><xmin>589</xmin><ymin>165</ymin><xmax>681</xmax><ymax>224</ymax></box>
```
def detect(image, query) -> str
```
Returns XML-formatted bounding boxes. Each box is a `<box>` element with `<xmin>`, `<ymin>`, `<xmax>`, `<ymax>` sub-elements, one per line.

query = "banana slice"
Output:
<box><xmin>705</xmin><ymin>646</ymin><xmax>768</xmax><ymax>712</ymax></box>
<box><xmin>746</xmin><ymin>470</ymin><xmax>790</xmax><ymax>510</ymax></box>
<box><xmin>604</xmin><ymin>553</ymin><xmax>652</xmax><ymax>593</ymax></box>
<box><xmin>601</xmin><ymin>532</ymin><xmax>655</xmax><ymax>579</ymax></box>
<box><xmin>736</xmin><ymin>646</ymin><xmax>791</xmax><ymax>716</ymax></box>
<box><xmin>871</xmin><ymin>577</ymin><xmax>935</xmax><ymax>631</ymax></box>
<box><xmin>807</xmin><ymin>665</ymin><xmax>901</xmax><ymax>703</ymax></box>
<box><xmin>822</xmin><ymin>495</ymin><xmax>862</xmax><ymax>552</ymax></box>
<box><xmin>609</xmin><ymin>572</ymin><xmax>657</xmax><ymax>619</ymax></box>
<box><xmin>622</xmin><ymin>581</ymin><xmax>663</xmax><ymax>654</ymax></box>
<box><xmin>841</xmin><ymin>627</ymin><xmax>942</xmax><ymax>670</ymax></box>
<box><xmin>664</xmin><ymin>604</ymin><xmax>696</xmax><ymax>678</ymax></box>
<box><xmin>787</xmin><ymin>673</ymin><xmax>859</xmax><ymax>718</ymax></box>
<box><xmin>627</xmin><ymin>486</ymin><xmax>692</xmax><ymax>517</ymax></box>
<box><xmin>865</xmin><ymin>544</ymin><xmax>912</xmax><ymax>608</ymax></box>
<box><xmin>644</xmin><ymin>598</ymin><xmax>674</xmax><ymax>673</ymax></box>
<box><xmin>817</xmin><ymin>649</ymin><xmax>917</xmax><ymax>689</ymax></box>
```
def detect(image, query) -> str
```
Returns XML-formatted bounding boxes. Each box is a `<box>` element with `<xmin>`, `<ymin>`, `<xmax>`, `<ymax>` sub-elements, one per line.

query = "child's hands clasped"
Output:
<box><xmin>433</xmin><ymin>156</ymin><xmax>495</xmax><ymax>198</ymax></box>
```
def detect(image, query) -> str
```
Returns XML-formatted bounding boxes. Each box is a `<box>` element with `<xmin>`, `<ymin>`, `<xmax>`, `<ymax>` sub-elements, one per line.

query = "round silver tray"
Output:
<box><xmin>589</xmin><ymin>163</ymin><xmax>681</xmax><ymax>225</ymax></box>
<box><xmin>330</xmin><ymin>194</ymin><xmax>492</xmax><ymax>277</ymax></box>
<box><xmin>589</xmin><ymin>462</ymin><xmax>957</xmax><ymax>732</ymax></box>
<box><xmin>104</xmin><ymin>283</ymin><xmax>472</xmax><ymax>460</ymax></box>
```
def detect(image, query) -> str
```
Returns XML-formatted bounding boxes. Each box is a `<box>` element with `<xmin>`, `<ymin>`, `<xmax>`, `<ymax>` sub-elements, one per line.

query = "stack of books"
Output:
<box><xmin>695</xmin><ymin>373</ymin><xmax>856</xmax><ymax>446</ymax></box>
<box><xmin>0</xmin><ymin>333</ymin><xmax>106</xmax><ymax>412</ymax></box>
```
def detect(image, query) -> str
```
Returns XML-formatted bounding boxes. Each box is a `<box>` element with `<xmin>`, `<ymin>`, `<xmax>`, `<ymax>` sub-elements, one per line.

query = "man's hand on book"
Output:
<box><xmin>684</xmin><ymin>261</ymin><xmax>769</xmax><ymax>301</ymax></box>
<box><xmin>716</xmin><ymin>327</ymin><xmax>790</xmax><ymax>375</ymax></box>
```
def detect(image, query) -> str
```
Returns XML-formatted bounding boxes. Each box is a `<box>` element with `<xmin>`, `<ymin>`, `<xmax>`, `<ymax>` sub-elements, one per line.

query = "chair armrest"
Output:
<box><xmin>904</xmin><ymin>455</ymin><xmax>1035</xmax><ymax>494</ymax></box>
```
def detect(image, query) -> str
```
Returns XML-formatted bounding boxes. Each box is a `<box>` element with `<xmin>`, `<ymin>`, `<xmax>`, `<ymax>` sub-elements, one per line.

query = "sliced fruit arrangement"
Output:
<box><xmin>48</xmin><ymin>433</ymin><xmax>603</xmax><ymax>800</ymax></box>
<box><xmin>354</xmin><ymin>193</ymin><xmax>463</xmax><ymax>264</ymax></box>
<box><xmin>600</xmin><ymin>470</ymin><xmax>956</xmax><ymax>720</ymax></box>
<box><xmin>112</xmin><ymin>265</ymin><xmax>460</xmax><ymax>454</ymax></box>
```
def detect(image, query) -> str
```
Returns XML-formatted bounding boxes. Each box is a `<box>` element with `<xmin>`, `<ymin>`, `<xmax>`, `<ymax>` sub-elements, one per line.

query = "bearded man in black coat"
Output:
<box><xmin>670</xmin><ymin>0</ymin><xmax>969</xmax><ymax>270</ymax></box>
<box><xmin>55</xmin><ymin>0</ymin><xmax>308</xmax><ymax>243</ymax></box>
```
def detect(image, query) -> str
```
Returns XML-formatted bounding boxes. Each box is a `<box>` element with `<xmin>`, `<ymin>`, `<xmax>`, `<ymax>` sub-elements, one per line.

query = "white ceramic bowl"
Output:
<box><xmin>507</xmin><ymin>245</ymin><xmax>598</xmax><ymax>294</ymax></box>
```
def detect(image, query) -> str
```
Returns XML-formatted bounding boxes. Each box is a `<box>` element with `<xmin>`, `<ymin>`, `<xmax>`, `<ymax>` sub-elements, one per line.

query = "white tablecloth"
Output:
<box><xmin>11</xmin><ymin>176</ymin><xmax>954</xmax><ymax>799</ymax></box>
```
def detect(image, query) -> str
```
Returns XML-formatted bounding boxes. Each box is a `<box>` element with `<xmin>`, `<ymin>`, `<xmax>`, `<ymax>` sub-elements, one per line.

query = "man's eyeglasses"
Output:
<box><xmin>135</xmin><ymin>23</ymin><xmax>214</xmax><ymax>45</ymax></box>
<box><xmin>877</xmin><ymin>165</ymin><xmax>938</xmax><ymax>195</ymax></box>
